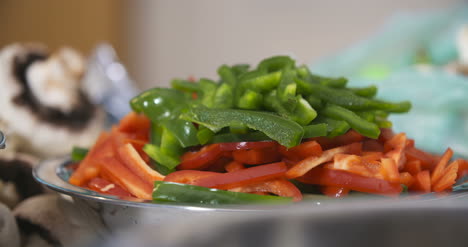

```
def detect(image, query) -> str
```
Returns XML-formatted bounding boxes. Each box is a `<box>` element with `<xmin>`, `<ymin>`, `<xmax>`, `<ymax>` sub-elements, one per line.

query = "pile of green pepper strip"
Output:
<box><xmin>129</xmin><ymin>55</ymin><xmax>411</xmax><ymax>177</ymax></box>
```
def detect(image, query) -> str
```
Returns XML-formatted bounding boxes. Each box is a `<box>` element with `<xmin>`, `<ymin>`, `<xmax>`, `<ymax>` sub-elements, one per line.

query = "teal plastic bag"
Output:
<box><xmin>311</xmin><ymin>5</ymin><xmax>468</xmax><ymax>156</ymax></box>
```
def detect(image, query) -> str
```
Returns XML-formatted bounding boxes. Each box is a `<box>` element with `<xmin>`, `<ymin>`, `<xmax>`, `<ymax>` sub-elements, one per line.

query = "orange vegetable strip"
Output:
<box><xmin>118</xmin><ymin>143</ymin><xmax>165</xmax><ymax>184</ymax></box>
<box><xmin>232</xmin><ymin>146</ymin><xmax>281</xmax><ymax>165</ymax></box>
<box><xmin>433</xmin><ymin>161</ymin><xmax>459</xmax><ymax>192</ymax></box>
<box><xmin>194</xmin><ymin>162</ymin><xmax>288</xmax><ymax>190</ymax></box>
<box><xmin>164</xmin><ymin>170</ymin><xmax>219</xmax><ymax>184</ymax></box>
<box><xmin>430</xmin><ymin>148</ymin><xmax>453</xmax><ymax>186</ymax></box>
<box><xmin>362</xmin><ymin>152</ymin><xmax>383</xmax><ymax>162</ymax></box>
<box><xmin>99</xmin><ymin>157</ymin><xmax>152</xmax><ymax>200</ymax></box>
<box><xmin>410</xmin><ymin>170</ymin><xmax>431</xmax><ymax>194</ymax></box>
<box><xmin>118</xmin><ymin>112</ymin><xmax>151</xmax><ymax>133</ymax></box>
<box><xmin>381</xmin><ymin>158</ymin><xmax>400</xmax><ymax>183</ymax></box>
<box><xmin>456</xmin><ymin>159</ymin><xmax>468</xmax><ymax>179</ymax></box>
<box><xmin>69</xmin><ymin>132</ymin><xmax>110</xmax><ymax>186</ymax></box>
<box><xmin>225</xmin><ymin>161</ymin><xmax>246</xmax><ymax>172</ymax></box>
<box><xmin>405</xmin><ymin>147</ymin><xmax>436</xmax><ymax>169</ymax></box>
<box><xmin>278</xmin><ymin>140</ymin><xmax>323</xmax><ymax>161</ymax></box>
<box><xmin>384</xmin><ymin>133</ymin><xmax>407</xmax><ymax>169</ymax></box>
<box><xmin>403</xmin><ymin>160</ymin><xmax>421</xmax><ymax>176</ymax></box>
<box><xmin>230</xmin><ymin>179</ymin><xmax>303</xmax><ymax>202</ymax></box>
<box><xmin>297</xmin><ymin>168</ymin><xmax>402</xmax><ymax>196</ymax></box>
<box><xmin>399</xmin><ymin>172</ymin><xmax>414</xmax><ymax>187</ymax></box>
<box><xmin>286</xmin><ymin>142</ymin><xmax>362</xmax><ymax>179</ymax></box>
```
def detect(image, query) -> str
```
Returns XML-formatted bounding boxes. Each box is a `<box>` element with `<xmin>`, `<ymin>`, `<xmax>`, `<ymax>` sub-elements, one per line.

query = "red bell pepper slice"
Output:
<box><xmin>232</xmin><ymin>146</ymin><xmax>281</xmax><ymax>165</ymax></box>
<box><xmin>178</xmin><ymin>144</ymin><xmax>224</xmax><ymax>170</ymax></box>
<box><xmin>297</xmin><ymin>167</ymin><xmax>402</xmax><ymax>196</ymax></box>
<box><xmin>164</xmin><ymin>170</ymin><xmax>220</xmax><ymax>184</ymax></box>
<box><xmin>278</xmin><ymin>140</ymin><xmax>323</xmax><ymax>161</ymax></box>
<box><xmin>230</xmin><ymin>179</ymin><xmax>302</xmax><ymax>202</ymax></box>
<box><xmin>99</xmin><ymin>157</ymin><xmax>153</xmax><ymax>200</ymax></box>
<box><xmin>194</xmin><ymin>162</ymin><xmax>288</xmax><ymax>190</ymax></box>
<box><xmin>87</xmin><ymin>177</ymin><xmax>133</xmax><ymax>198</ymax></box>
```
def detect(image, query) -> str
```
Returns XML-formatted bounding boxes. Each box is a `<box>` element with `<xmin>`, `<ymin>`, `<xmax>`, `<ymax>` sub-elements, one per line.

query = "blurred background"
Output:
<box><xmin>0</xmin><ymin>0</ymin><xmax>463</xmax><ymax>89</ymax></box>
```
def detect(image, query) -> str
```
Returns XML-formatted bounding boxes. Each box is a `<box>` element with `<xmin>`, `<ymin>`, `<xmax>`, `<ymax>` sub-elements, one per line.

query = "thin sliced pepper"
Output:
<box><xmin>213</xmin><ymin>83</ymin><xmax>234</xmax><ymax>109</ymax></box>
<box><xmin>306</xmin><ymin>83</ymin><xmax>411</xmax><ymax>113</ymax></box>
<box><xmin>143</xmin><ymin>144</ymin><xmax>178</xmax><ymax>174</ymax></box>
<box><xmin>181</xmin><ymin>106</ymin><xmax>304</xmax><ymax>148</ymax></box>
<box><xmin>237</xmin><ymin>89</ymin><xmax>263</xmax><ymax>110</ymax></box>
<box><xmin>303</xmin><ymin>123</ymin><xmax>328</xmax><ymax>138</ymax></box>
<box><xmin>257</xmin><ymin>55</ymin><xmax>295</xmax><ymax>73</ymax></box>
<box><xmin>322</xmin><ymin>104</ymin><xmax>380</xmax><ymax>139</ymax></box>
<box><xmin>276</xmin><ymin>68</ymin><xmax>298</xmax><ymax>111</ymax></box>
<box><xmin>349</xmin><ymin>85</ymin><xmax>377</xmax><ymax>98</ymax></box>
<box><xmin>298</xmin><ymin>168</ymin><xmax>402</xmax><ymax>196</ymax></box>
<box><xmin>153</xmin><ymin>181</ymin><xmax>292</xmax><ymax>205</ymax></box>
<box><xmin>193</xmin><ymin>161</ymin><xmax>288</xmax><ymax>189</ymax></box>
<box><xmin>71</xmin><ymin>147</ymin><xmax>89</xmax><ymax>162</ymax></box>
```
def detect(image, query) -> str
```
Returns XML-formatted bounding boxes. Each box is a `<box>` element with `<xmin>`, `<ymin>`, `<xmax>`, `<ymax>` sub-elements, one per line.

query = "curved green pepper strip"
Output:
<box><xmin>210</xmin><ymin>131</ymin><xmax>271</xmax><ymax>143</ymax></box>
<box><xmin>349</xmin><ymin>85</ymin><xmax>378</xmax><ymax>98</ymax></box>
<box><xmin>213</xmin><ymin>83</ymin><xmax>234</xmax><ymax>109</ymax></box>
<box><xmin>237</xmin><ymin>89</ymin><xmax>263</xmax><ymax>110</ymax></box>
<box><xmin>217</xmin><ymin>65</ymin><xmax>237</xmax><ymax>86</ymax></box>
<box><xmin>153</xmin><ymin>181</ymin><xmax>292</xmax><ymax>205</ymax></box>
<box><xmin>71</xmin><ymin>147</ymin><xmax>88</xmax><ymax>162</ymax></box>
<box><xmin>265</xmin><ymin>92</ymin><xmax>316</xmax><ymax>126</ymax></box>
<box><xmin>130</xmin><ymin>88</ymin><xmax>199</xmax><ymax>148</ymax></box>
<box><xmin>231</xmin><ymin>64</ymin><xmax>250</xmax><ymax>77</ymax></box>
<box><xmin>313</xmin><ymin>116</ymin><xmax>350</xmax><ymax>138</ymax></box>
<box><xmin>241</xmin><ymin>71</ymin><xmax>282</xmax><ymax>92</ymax></box>
<box><xmin>171</xmin><ymin>79</ymin><xmax>200</xmax><ymax>93</ymax></box>
<box><xmin>143</xmin><ymin>144</ymin><xmax>177</xmax><ymax>175</ymax></box>
<box><xmin>307</xmin><ymin>83</ymin><xmax>411</xmax><ymax>113</ymax></box>
<box><xmin>322</xmin><ymin>104</ymin><xmax>380</xmax><ymax>139</ymax></box>
<box><xmin>180</xmin><ymin>106</ymin><xmax>304</xmax><ymax>148</ymax></box>
<box><xmin>277</xmin><ymin>68</ymin><xmax>298</xmax><ymax>111</ymax></box>
<box><xmin>303</xmin><ymin>123</ymin><xmax>327</xmax><ymax>138</ymax></box>
<box><xmin>257</xmin><ymin>55</ymin><xmax>295</xmax><ymax>73</ymax></box>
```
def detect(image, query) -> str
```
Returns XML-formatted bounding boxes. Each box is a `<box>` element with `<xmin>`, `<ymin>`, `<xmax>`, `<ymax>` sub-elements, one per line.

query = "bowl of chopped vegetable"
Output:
<box><xmin>34</xmin><ymin>56</ymin><xmax>468</xmax><ymax>229</ymax></box>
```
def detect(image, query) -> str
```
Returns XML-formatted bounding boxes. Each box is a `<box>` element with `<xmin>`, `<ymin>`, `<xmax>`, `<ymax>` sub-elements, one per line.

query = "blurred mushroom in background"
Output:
<box><xmin>0</xmin><ymin>43</ymin><xmax>107</xmax><ymax>246</ymax></box>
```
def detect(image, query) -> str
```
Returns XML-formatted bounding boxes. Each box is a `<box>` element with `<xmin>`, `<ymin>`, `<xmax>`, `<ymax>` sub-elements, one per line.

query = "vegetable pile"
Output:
<box><xmin>69</xmin><ymin>56</ymin><xmax>468</xmax><ymax>205</ymax></box>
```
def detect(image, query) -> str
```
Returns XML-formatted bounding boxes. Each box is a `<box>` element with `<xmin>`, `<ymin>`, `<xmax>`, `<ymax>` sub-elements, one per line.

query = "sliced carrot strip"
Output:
<box><xmin>399</xmin><ymin>172</ymin><xmax>414</xmax><ymax>187</ymax></box>
<box><xmin>69</xmin><ymin>132</ymin><xmax>110</xmax><ymax>186</ymax></box>
<box><xmin>384</xmin><ymin>133</ymin><xmax>407</xmax><ymax>169</ymax></box>
<box><xmin>225</xmin><ymin>161</ymin><xmax>246</xmax><ymax>172</ymax></box>
<box><xmin>194</xmin><ymin>162</ymin><xmax>288</xmax><ymax>190</ymax></box>
<box><xmin>433</xmin><ymin>160</ymin><xmax>459</xmax><ymax>192</ymax></box>
<box><xmin>410</xmin><ymin>170</ymin><xmax>431</xmax><ymax>194</ymax></box>
<box><xmin>118</xmin><ymin>112</ymin><xmax>151</xmax><ymax>134</ymax></box>
<box><xmin>118</xmin><ymin>143</ymin><xmax>165</xmax><ymax>184</ymax></box>
<box><xmin>278</xmin><ymin>140</ymin><xmax>323</xmax><ymax>161</ymax></box>
<box><xmin>99</xmin><ymin>157</ymin><xmax>152</xmax><ymax>200</ymax></box>
<box><xmin>456</xmin><ymin>159</ymin><xmax>468</xmax><ymax>179</ymax></box>
<box><xmin>232</xmin><ymin>146</ymin><xmax>281</xmax><ymax>165</ymax></box>
<box><xmin>230</xmin><ymin>179</ymin><xmax>303</xmax><ymax>202</ymax></box>
<box><xmin>286</xmin><ymin>142</ymin><xmax>362</xmax><ymax>179</ymax></box>
<box><xmin>403</xmin><ymin>160</ymin><xmax>421</xmax><ymax>176</ymax></box>
<box><xmin>430</xmin><ymin>148</ymin><xmax>453</xmax><ymax>186</ymax></box>
<box><xmin>405</xmin><ymin>147</ymin><xmax>436</xmax><ymax>169</ymax></box>
<box><xmin>381</xmin><ymin>158</ymin><xmax>400</xmax><ymax>183</ymax></box>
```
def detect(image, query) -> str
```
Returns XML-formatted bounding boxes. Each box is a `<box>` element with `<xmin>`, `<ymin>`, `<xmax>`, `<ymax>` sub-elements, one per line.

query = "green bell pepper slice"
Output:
<box><xmin>71</xmin><ymin>147</ymin><xmax>89</xmax><ymax>162</ymax></box>
<box><xmin>153</xmin><ymin>181</ymin><xmax>292</xmax><ymax>205</ymax></box>
<box><xmin>180</xmin><ymin>106</ymin><xmax>304</xmax><ymax>148</ymax></box>
<box><xmin>322</xmin><ymin>104</ymin><xmax>381</xmax><ymax>139</ymax></box>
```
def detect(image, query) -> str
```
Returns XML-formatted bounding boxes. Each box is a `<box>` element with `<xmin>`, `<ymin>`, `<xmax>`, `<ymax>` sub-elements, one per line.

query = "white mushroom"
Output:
<box><xmin>0</xmin><ymin>44</ymin><xmax>105</xmax><ymax>158</ymax></box>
